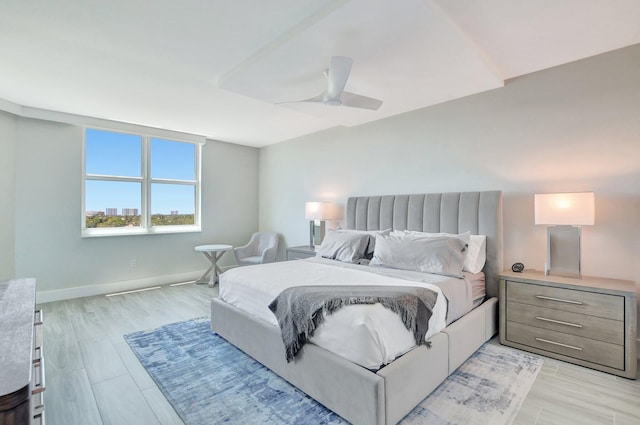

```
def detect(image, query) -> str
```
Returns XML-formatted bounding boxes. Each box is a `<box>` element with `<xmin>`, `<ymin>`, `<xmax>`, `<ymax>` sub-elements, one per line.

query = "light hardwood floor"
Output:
<box><xmin>39</xmin><ymin>283</ymin><xmax>640</xmax><ymax>425</ymax></box>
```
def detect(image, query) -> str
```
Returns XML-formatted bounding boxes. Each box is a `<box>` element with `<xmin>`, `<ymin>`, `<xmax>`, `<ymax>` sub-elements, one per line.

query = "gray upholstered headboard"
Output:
<box><xmin>345</xmin><ymin>191</ymin><xmax>503</xmax><ymax>298</ymax></box>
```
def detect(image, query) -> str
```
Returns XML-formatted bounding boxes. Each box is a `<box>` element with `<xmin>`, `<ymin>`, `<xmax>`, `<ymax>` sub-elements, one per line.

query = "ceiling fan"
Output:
<box><xmin>281</xmin><ymin>56</ymin><xmax>383</xmax><ymax>111</ymax></box>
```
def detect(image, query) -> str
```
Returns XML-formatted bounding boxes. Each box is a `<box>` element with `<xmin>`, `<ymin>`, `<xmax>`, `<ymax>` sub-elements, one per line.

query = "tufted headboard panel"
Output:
<box><xmin>345</xmin><ymin>191</ymin><xmax>503</xmax><ymax>298</ymax></box>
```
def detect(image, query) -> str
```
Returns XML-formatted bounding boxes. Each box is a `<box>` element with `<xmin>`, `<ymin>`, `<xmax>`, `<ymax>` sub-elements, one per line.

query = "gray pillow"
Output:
<box><xmin>370</xmin><ymin>234</ymin><xmax>467</xmax><ymax>278</ymax></box>
<box><xmin>316</xmin><ymin>231</ymin><xmax>370</xmax><ymax>263</ymax></box>
<box><xmin>336</xmin><ymin>228</ymin><xmax>391</xmax><ymax>257</ymax></box>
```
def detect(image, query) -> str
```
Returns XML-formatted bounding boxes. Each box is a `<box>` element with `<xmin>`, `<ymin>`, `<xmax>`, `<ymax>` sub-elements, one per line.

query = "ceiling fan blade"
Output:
<box><xmin>276</xmin><ymin>93</ymin><xmax>324</xmax><ymax>105</ymax></box>
<box><xmin>277</xmin><ymin>57</ymin><xmax>383</xmax><ymax>110</ymax></box>
<box><xmin>326</xmin><ymin>56</ymin><xmax>352</xmax><ymax>100</ymax></box>
<box><xmin>340</xmin><ymin>91</ymin><xmax>383</xmax><ymax>110</ymax></box>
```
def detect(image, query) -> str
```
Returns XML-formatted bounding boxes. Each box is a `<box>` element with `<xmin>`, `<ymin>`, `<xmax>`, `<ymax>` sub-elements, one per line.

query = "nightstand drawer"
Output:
<box><xmin>286</xmin><ymin>246</ymin><xmax>316</xmax><ymax>261</ymax></box>
<box><xmin>506</xmin><ymin>321</ymin><xmax>624</xmax><ymax>370</ymax></box>
<box><xmin>506</xmin><ymin>280</ymin><xmax>623</xmax><ymax>321</ymax></box>
<box><xmin>287</xmin><ymin>251</ymin><xmax>314</xmax><ymax>260</ymax></box>
<box><xmin>506</xmin><ymin>301</ymin><xmax>624</xmax><ymax>345</ymax></box>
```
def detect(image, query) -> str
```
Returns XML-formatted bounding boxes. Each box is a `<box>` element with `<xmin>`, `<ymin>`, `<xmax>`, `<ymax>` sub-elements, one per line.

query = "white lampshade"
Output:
<box><xmin>534</xmin><ymin>192</ymin><xmax>595</xmax><ymax>226</ymax></box>
<box><xmin>305</xmin><ymin>202</ymin><xmax>340</xmax><ymax>221</ymax></box>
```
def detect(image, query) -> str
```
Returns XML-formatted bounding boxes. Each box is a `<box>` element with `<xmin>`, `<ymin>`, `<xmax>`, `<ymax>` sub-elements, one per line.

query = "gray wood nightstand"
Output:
<box><xmin>286</xmin><ymin>245</ymin><xmax>316</xmax><ymax>261</ymax></box>
<box><xmin>499</xmin><ymin>270</ymin><xmax>637</xmax><ymax>378</ymax></box>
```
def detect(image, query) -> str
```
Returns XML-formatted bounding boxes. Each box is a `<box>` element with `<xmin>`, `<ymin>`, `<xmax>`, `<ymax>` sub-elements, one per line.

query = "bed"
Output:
<box><xmin>211</xmin><ymin>191</ymin><xmax>503</xmax><ymax>425</ymax></box>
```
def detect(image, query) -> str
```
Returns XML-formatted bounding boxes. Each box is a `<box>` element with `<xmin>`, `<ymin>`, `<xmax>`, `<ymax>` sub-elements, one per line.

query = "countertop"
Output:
<box><xmin>0</xmin><ymin>278</ymin><xmax>36</xmax><ymax>398</ymax></box>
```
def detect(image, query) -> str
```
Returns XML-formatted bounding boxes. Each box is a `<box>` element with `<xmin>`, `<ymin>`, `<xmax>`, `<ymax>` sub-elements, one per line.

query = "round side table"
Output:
<box><xmin>194</xmin><ymin>244</ymin><xmax>233</xmax><ymax>287</ymax></box>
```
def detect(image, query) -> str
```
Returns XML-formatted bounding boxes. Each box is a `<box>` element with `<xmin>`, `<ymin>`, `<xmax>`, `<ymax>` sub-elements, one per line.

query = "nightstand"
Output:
<box><xmin>286</xmin><ymin>245</ymin><xmax>316</xmax><ymax>260</ymax></box>
<box><xmin>499</xmin><ymin>270</ymin><xmax>637</xmax><ymax>378</ymax></box>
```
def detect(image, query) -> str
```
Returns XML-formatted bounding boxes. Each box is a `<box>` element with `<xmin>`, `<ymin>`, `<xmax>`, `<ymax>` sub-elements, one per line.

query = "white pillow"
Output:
<box><xmin>370</xmin><ymin>234</ymin><xmax>467</xmax><ymax>278</ymax></box>
<box><xmin>390</xmin><ymin>230</ymin><xmax>486</xmax><ymax>274</ymax></box>
<box><xmin>315</xmin><ymin>230</ymin><xmax>370</xmax><ymax>263</ymax></box>
<box><xmin>464</xmin><ymin>235</ymin><xmax>486</xmax><ymax>274</ymax></box>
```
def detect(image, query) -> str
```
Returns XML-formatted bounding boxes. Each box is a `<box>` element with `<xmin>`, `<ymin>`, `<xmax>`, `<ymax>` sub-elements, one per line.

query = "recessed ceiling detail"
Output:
<box><xmin>0</xmin><ymin>0</ymin><xmax>639</xmax><ymax>147</ymax></box>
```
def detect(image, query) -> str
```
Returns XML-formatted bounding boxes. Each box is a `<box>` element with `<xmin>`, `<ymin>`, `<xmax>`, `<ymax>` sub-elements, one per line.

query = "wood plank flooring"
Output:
<box><xmin>39</xmin><ymin>282</ymin><xmax>212</xmax><ymax>425</ymax></box>
<box><xmin>38</xmin><ymin>283</ymin><xmax>640</xmax><ymax>425</ymax></box>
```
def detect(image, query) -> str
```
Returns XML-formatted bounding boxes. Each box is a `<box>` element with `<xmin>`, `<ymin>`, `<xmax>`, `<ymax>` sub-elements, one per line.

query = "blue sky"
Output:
<box><xmin>85</xmin><ymin>129</ymin><xmax>195</xmax><ymax>214</ymax></box>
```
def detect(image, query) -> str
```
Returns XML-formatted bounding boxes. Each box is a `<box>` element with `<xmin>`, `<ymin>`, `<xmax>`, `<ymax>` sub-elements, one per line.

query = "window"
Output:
<box><xmin>83</xmin><ymin>128</ymin><xmax>201</xmax><ymax>236</ymax></box>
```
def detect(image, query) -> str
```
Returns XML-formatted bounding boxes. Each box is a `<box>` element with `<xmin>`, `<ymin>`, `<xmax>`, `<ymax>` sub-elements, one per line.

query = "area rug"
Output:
<box><xmin>125</xmin><ymin>317</ymin><xmax>542</xmax><ymax>425</ymax></box>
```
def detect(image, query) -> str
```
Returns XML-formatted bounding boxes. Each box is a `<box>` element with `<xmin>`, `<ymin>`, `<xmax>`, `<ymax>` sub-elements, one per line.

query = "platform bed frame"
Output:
<box><xmin>211</xmin><ymin>191</ymin><xmax>503</xmax><ymax>425</ymax></box>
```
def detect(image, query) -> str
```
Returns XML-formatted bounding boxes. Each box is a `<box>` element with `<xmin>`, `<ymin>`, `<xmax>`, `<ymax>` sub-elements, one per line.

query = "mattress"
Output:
<box><xmin>218</xmin><ymin>257</ymin><xmax>483</xmax><ymax>369</ymax></box>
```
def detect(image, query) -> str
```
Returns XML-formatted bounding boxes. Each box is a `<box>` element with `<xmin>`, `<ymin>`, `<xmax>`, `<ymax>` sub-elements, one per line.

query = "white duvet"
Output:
<box><xmin>219</xmin><ymin>257</ymin><xmax>478</xmax><ymax>369</ymax></box>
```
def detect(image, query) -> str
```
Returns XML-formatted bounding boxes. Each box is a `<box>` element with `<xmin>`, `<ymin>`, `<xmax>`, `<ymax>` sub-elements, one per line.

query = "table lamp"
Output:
<box><xmin>534</xmin><ymin>192</ymin><xmax>595</xmax><ymax>279</ymax></box>
<box><xmin>305</xmin><ymin>202</ymin><xmax>339</xmax><ymax>247</ymax></box>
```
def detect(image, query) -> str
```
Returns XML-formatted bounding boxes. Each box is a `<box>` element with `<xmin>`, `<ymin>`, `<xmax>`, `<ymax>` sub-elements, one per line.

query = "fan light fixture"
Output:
<box><xmin>281</xmin><ymin>56</ymin><xmax>383</xmax><ymax>111</ymax></box>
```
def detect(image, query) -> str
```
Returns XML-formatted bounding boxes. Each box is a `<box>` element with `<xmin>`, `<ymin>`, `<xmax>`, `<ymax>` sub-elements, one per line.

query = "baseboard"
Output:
<box><xmin>35</xmin><ymin>268</ymin><xmax>230</xmax><ymax>304</ymax></box>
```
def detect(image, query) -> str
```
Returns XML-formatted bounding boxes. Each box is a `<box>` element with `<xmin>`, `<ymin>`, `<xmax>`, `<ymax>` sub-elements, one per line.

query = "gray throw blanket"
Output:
<box><xmin>268</xmin><ymin>285</ymin><xmax>439</xmax><ymax>363</ymax></box>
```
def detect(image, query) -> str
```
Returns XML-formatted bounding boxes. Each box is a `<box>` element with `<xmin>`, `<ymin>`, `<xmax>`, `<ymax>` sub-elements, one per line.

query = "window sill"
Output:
<box><xmin>81</xmin><ymin>225</ymin><xmax>201</xmax><ymax>238</ymax></box>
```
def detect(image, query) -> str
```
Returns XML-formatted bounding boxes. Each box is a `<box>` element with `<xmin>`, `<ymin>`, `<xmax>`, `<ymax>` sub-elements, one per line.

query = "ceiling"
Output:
<box><xmin>1</xmin><ymin>0</ymin><xmax>639</xmax><ymax>147</ymax></box>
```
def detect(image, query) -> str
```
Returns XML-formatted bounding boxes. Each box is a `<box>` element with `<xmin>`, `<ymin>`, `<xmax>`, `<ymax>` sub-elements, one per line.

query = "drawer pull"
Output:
<box><xmin>34</xmin><ymin>309</ymin><xmax>44</xmax><ymax>326</ymax></box>
<box><xmin>33</xmin><ymin>406</ymin><xmax>45</xmax><ymax>425</ymax></box>
<box><xmin>535</xmin><ymin>337</ymin><xmax>583</xmax><ymax>351</ymax></box>
<box><xmin>535</xmin><ymin>295</ymin><xmax>583</xmax><ymax>305</ymax></box>
<box><xmin>33</xmin><ymin>346</ymin><xmax>43</xmax><ymax>364</ymax></box>
<box><xmin>32</xmin><ymin>357</ymin><xmax>46</xmax><ymax>395</ymax></box>
<box><xmin>535</xmin><ymin>316</ymin><xmax>583</xmax><ymax>328</ymax></box>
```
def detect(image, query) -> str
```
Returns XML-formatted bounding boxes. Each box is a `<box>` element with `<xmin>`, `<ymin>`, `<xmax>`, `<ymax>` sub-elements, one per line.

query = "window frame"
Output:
<box><xmin>82</xmin><ymin>127</ymin><xmax>202</xmax><ymax>237</ymax></box>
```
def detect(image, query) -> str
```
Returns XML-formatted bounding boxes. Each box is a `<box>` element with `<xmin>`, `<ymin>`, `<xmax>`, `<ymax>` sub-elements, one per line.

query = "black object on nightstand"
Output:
<box><xmin>511</xmin><ymin>262</ymin><xmax>525</xmax><ymax>272</ymax></box>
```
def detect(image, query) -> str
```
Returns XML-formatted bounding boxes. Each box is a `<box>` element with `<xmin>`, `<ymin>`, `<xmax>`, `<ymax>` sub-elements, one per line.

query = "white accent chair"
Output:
<box><xmin>234</xmin><ymin>232</ymin><xmax>279</xmax><ymax>266</ymax></box>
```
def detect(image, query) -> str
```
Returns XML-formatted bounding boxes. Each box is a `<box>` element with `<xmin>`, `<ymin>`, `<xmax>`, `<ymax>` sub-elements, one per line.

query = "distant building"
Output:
<box><xmin>86</xmin><ymin>211</ymin><xmax>105</xmax><ymax>217</ymax></box>
<box><xmin>106</xmin><ymin>208</ymin><xmax>118</xmax><ymax>216</ymax></box>
<box><xmin>171</xmin><ymin>210</ymin><xmax>179</xmax><ymax>215</ymax></box>
<box><xmin>122</xmin><ymin>208</ymin><xmax>139</xmax><ymax>216</ymax></box>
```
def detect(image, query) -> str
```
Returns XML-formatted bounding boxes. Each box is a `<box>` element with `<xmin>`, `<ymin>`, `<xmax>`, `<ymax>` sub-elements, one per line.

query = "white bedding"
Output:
<box><xmin>219</xmin><ymin>257</ymin><xmax>482</xmax><ymax>369</ymax></box>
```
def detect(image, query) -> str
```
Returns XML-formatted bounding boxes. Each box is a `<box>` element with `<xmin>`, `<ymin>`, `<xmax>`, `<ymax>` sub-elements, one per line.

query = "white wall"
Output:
<box><xmin>10</xmin><ymin>116</ymin><xmax>258</xmax><ymax>302</ymax></box>
<box><xmin>259</xmin><ymin>45</ymin><xmax>640</xmax><ymax>329</ymax></box>
<box><xmin>0</xmin><ymin>111</ymin><xmax>17</xmax><ymax>279</ymax></box>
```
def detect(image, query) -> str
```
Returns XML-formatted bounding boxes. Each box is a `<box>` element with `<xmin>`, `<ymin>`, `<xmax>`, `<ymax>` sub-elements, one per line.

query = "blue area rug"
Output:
<box><xmin>125</xmin><ymin>317</ymin><xmax>542</xmax><ymax>425</ymax></box>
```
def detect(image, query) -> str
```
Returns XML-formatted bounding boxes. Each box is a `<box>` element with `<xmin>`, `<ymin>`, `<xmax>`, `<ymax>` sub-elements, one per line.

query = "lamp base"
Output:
<box><xmin>546</xmin><ymin>225</ymin><xmax>582</xmax><ymax>279</ymax></box>
<box><xmin>309</xmin><ymin>221</ymin><xmax>326</xmax><ymax>247</ymax></box>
